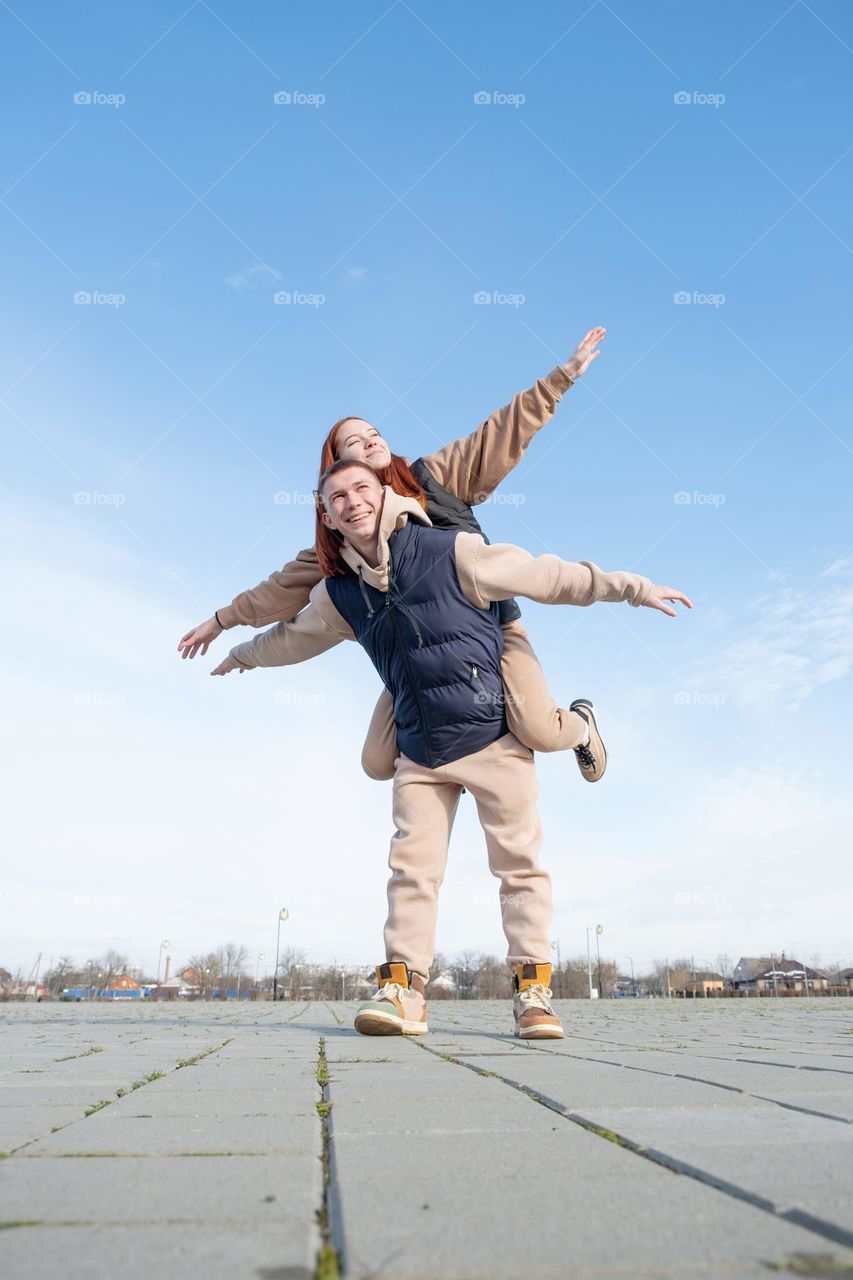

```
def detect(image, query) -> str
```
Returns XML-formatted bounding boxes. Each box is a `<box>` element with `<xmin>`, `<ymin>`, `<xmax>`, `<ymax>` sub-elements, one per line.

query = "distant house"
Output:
<box><xmin>837</xmin><ymin>969</ymin><xmax>853</xmax><ymax>993</ymax></box>
<box><xmin>670</xmin><ymin>970</ymin><xmax>725</xmax><ymax>998</ymax></box>
<box><xmin>733</xmin><ymin>955</ymin><xmax>828</xmax><ymax>995</ymax></box>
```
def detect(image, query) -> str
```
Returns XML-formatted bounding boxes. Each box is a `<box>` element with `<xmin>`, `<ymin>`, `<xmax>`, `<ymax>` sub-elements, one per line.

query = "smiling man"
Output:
<box><xmin>212</xmin><ymin>462</ymin><xmax>691</xmax><ymax>1040</ymax></box>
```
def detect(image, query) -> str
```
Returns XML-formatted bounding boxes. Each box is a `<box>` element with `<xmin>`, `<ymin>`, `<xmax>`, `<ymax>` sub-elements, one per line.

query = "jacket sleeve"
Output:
<box><xmin>216</xmin><ymin>545</ymin><xmax>322</xmax><ymax>630</ymax></box>
<box><xmin>418</xmin><ymin>363</ymin><xmax>576</xmax><ymax>505</ymax></box>
<box><xmin>454</xmin><ymin>532</ymin><xmax>654</xmax><ymax>609</ymax></box>
<box><xmin>226</xmin><ymin>582</ymin><xmax>355</xmax><ymax>670</ymax></box>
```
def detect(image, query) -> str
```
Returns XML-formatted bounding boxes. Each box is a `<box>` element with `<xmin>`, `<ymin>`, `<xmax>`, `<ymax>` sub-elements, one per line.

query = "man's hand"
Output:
<box><xmin>178</xmin><ymin>616</ymin><xmax>222</xmax><ymax>659</ymax></box>
<box><xmin>642</xmin><ymin>586</ymin><xmax>693</xmax><ymax>618</ymax></box>
<box><xmin>210</xmin><ymin>654</ymin><xmax>245</xmax><ymax>676</ymax></box>
<box><xmin>566</xmin><ymin>326</ymin><xmax>606</xmax><ymax>379</ymax></box>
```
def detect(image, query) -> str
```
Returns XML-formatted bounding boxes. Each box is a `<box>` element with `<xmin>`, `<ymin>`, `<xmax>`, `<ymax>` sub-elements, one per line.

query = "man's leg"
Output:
<box><xmin>445</xmin><ymin>733</ymin><xmax>564</xmax><ymax>1038</ymax></box>
<box><xmin>383</xmin><ymin>754</ymin><xmax>462</xmax><ymax>983</ymax></box>
<box><xmin>354</xmin><ymin>754</ymin><xmax>461</xmax><ymax>1037</ymax></box>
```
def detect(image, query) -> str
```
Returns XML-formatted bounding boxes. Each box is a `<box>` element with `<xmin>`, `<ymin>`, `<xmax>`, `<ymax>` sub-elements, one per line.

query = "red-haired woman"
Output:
<box><xmin>179</xmin><ymin>327</ymin><xmax>606</xmax><ymax>778</ymax></box>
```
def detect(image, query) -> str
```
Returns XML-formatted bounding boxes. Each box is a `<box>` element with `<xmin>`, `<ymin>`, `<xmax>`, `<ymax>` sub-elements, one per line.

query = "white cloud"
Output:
<box><xmin>685</xmin><ymin>559</ymin><xmax>853</xmax><ymax>709</ymax></box>
<box><xmin>225</xmin><ymin>262</ymin><xmax>282</xmax><ymax>291</ymax></box>
<box><xmin>344</xmin><ymin>266</ymin><xmax>367</xmax><ymax>288</ymax></box>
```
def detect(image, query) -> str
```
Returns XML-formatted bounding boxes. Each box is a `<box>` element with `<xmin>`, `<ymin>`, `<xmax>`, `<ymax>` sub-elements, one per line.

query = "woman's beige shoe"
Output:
<box><xmin>570</xmin><ymin>699</ymin><xmax>607</xmax><ymax>783</ymax></box>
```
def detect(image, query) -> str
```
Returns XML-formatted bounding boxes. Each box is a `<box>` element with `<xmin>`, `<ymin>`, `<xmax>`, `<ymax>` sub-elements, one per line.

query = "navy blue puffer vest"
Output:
<box><xmin>326</xmin><ymin>521</ymin><xmax>507</xmax><ymax>769</ymax></box>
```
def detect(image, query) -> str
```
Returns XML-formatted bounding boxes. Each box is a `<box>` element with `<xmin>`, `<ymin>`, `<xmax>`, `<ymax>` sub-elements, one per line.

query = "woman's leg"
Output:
<box><xmin>501</xmin><ymin>619</ymin><xmax>587</xmax><ymax>752</ymax></box>
<box><xmin>361</xmin><ymin>689</ymin><xmax>397</xmax><ymax>780</ymax></box>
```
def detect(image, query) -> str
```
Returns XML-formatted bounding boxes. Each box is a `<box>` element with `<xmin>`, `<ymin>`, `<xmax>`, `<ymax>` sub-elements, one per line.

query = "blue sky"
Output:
<box><xmin>3</xmin><ymin>1</ymin><xmax>852</xmax><ymax>981</ymax></box>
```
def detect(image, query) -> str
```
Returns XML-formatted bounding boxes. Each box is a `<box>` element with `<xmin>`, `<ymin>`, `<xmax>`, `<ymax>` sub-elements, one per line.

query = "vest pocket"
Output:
<box><xmin>471</xmin><ymin>664</ymin><xmax>496</xmax><ymax>712</ymax></box>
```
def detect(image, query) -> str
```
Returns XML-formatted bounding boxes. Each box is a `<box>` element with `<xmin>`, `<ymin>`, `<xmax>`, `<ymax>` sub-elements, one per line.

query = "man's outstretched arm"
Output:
<box><xmin>210</xmin><ymin>581</ymin><xmax>355</xmax><ymax>675</ymax></box>
<box><xmin>454</xmin><ymin>533</ymin><xmax>692</xmax><ymax>615</ymax></box>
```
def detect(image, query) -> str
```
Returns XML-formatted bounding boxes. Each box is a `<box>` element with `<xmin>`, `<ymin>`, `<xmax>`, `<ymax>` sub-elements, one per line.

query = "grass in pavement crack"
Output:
<box><xmin>314</xmin><ymin>1037</ymin><xmax>341</xmax><ymax>1280</ymax></box>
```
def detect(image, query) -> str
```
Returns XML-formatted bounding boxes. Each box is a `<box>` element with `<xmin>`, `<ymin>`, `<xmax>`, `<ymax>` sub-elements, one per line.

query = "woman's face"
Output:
<box><xmin>335</xmin><ymin>418</ymin><xmax>392</xmax><ymax>470</ymax></box>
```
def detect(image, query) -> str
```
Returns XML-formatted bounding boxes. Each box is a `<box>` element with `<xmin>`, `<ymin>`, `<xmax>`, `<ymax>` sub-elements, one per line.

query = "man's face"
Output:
<box><xmin>321</xmin><ymin>467</ymin><xmax>384</xmax><ymax>543</ymax></box>
<box><xmin>335</xmin><ymin>419</ymin><xmax>392</xmax><ymax>470</ymax></box>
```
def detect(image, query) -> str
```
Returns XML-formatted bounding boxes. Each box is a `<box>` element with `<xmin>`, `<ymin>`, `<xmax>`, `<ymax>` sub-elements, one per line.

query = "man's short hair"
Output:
<box><xmin>317</xmin><ymin>458</ymin><xmax>379</xmax><ymax>498</ymax></box>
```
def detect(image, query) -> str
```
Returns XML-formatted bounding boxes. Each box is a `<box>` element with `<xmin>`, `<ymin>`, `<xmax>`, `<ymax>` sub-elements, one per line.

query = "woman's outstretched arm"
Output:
<box><xmin>178</xmin><ymin>546</ymin><xmax>323</xmax><ymax>658</ymax></box>
<box><xmin>419</xmin><ymin>327</ymin><xmax>605</xmax><ymax>505</ymax></box>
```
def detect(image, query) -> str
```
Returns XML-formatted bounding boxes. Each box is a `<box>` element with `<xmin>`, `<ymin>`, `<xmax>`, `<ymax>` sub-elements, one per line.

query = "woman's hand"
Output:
<box><xmin>566</xmin><ymin>326</ymin><xmax>606</xmax><ymax>379</ymax></box>
<box><xmin>642</xmin><ymin>586</ymin><xmax>693</xmax><ymax>618</ymax></box>
<box><xmin>178</xmin><ymin>616</ymin><xmax>222</xmax><ymax>659</ymax></box>
<box><xmin>210</xmin><ymin>655</ymin><xmax>245</xmax><ymax>676</ymax></box>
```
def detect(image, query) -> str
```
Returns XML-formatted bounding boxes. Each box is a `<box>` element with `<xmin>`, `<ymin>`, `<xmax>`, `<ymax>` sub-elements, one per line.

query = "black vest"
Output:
<box><xmin>326</xmin><ymin>522</ymin><xmax>507</xmax><ymax>768</ymax></box>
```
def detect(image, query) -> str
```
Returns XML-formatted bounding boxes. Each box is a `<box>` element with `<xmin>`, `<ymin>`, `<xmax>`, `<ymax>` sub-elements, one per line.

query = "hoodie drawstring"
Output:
<box><xmin>357</xmin><ymin>566</ymin><xmax>375</xmax><ymax>617</ymax></box>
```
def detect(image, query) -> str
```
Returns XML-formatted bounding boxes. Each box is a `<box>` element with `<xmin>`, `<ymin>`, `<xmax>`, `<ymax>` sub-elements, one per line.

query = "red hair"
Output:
<box><xmin>315</xmin><ymin>416</ymin><xmax>427</xmax><ymax>577</ymax></box>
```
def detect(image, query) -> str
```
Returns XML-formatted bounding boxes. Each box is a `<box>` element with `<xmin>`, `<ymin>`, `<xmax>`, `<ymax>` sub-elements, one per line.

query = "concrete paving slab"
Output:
<box><xmin>2</xmin><ymin>999</ymin><xmax>853</xmax><ymax>1279</ymax></box>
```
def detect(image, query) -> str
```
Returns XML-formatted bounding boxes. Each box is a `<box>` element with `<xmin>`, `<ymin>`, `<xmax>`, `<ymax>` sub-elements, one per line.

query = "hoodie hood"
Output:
<box><xmin>339</xmin><ymin>485</ymin><xmax>432</xmax><ymax>592</ymax></box>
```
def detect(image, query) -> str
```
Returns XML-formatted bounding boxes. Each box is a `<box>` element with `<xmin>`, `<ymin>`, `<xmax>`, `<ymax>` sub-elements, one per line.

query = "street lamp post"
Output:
<box><xmin>273</xmin><ymin>907</ymin><xmax>289</xmax><ymax>1002</ymax></box>
<box><xmin>156</xmin><ymin>939</ymin><xmax>170</xmax><ymax>985</ymax></box>
<box><xmin>550</xmin><ymin>939</ymin><xmax>561</xmax><ymax>996</ymax></box>
<box><xmin>254</xmin><ymin>952</ymin><xmax>264</xmax><ymax>999</ymax></box>
<box><xmin>595</xmin><ymin>925</ymin><xmax>604</xmax><ymax>1000</ymax></box>
<box><xmin>627</xmin><ymin>956</ymin><xmax>635</xmax><ymax>997</ymax></box>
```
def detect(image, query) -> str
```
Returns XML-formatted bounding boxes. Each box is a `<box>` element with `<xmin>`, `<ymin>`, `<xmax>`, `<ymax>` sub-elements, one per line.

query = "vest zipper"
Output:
<box><xmin>471</xmin><ymin>664</ymin><xmax>496</xmax><ymax>712</ymax></box>
<box><xmin>386</xmin><ymin>591</ymin><xmax>436</xmax><ymax>769</ymax></box>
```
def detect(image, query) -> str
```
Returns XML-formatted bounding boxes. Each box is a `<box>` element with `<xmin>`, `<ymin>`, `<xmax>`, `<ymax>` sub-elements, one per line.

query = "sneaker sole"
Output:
<box><xmin>514</xmin><ymin>1025</ymin><xmax>565</xmax><ymax>1039</ymax></box>
<box><xmin>354</xmin><ymin>1011</ymin><xmax>429</xmax><ymax>1037</ymax></box>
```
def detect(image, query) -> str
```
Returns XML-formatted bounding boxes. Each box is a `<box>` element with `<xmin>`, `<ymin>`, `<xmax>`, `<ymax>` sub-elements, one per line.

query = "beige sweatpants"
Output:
<box><xmin>383</xmin><ymin>732</ymin><xmax>554</xmax><ymax>982</ymax></box>
<box><xmin>362</xmin><ymin>620</ymin><xmax>586</xmax><ymax>780</ymax></box>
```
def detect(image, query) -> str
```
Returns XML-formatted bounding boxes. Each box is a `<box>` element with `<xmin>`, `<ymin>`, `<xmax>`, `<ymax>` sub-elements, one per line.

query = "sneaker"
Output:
<box><xmin>353</xmin><ymin>962</ymin><xmax>429</xmax><ymax>1037</ymax></box>
<box><xmin>512</xmin><ymin>963</ymin><xmax>564</xmax><ymax>1039</ymax></box>
<box><xmin>570</xmin><ymin>699</ymin><xmax>607</xmax><ymax>783</ymax></box>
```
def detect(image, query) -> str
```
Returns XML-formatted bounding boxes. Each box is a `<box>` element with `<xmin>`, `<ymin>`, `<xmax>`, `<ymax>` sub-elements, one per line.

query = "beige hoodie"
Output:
<box><xmin>216</xmin><ymin>360</ymin><xmax>577</xmax><ymax>630</ymax></box>
<box><xmin>225</xmin><ymin>489</ymin><xmax>654</xmax><ymax>673</ymax></box>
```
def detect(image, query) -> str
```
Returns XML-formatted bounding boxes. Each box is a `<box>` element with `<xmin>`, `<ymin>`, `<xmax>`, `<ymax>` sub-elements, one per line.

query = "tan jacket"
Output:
<box><xmin>216</xmin><ymin>360</ymin><xmax>577</xmax><ymax>630</ymax></box>
<box><xmin>224</xmin><ymin>489</ymin><xmax>654</xmax><ymax>673</ymax></box>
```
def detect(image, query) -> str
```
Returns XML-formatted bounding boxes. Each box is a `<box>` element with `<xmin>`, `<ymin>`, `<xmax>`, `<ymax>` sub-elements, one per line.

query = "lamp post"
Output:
<box><xmin>595</xmin><ymin>925</ymin><xmax>604</xmax><ymax>1000</ymax></box>
<box><xmin>254</xmin><ymin>952</ymin><xmax>264</xmax><ymax>999</ymax></box>
<box><xmin>273</xmin><ymin>907</ymin><xmax>289</xmax><ymax>1001</ymax></box>
<box><xmin>156</xmin><ymin>939</ymin><xmax>170</xmax><ymax>985</ymax></box>
<box><xmin>626</xmin><ymin>956</ymin><xmax>635</xmax><ymax>997</ymax></box>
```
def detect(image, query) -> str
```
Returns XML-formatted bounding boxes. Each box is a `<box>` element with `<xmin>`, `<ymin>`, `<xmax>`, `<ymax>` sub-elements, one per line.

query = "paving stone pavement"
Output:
<box><xmin>2</xmin><ymin>998</ymin><xmax>853</xmax><ymax>1279</ymax></box>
